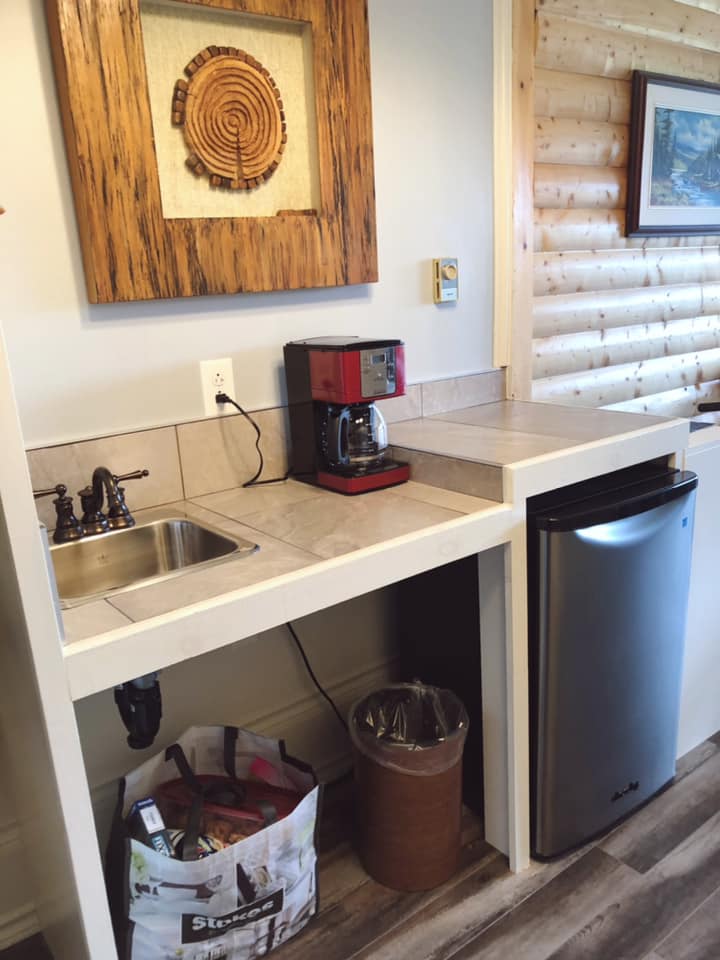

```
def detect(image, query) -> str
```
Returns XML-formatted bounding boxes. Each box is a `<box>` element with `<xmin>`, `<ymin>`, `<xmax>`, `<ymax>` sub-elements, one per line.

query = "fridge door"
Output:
<box><xmin>531</xmin><ymin>474</ymin><xmax>697</xmax><ymax>858</ymax></box>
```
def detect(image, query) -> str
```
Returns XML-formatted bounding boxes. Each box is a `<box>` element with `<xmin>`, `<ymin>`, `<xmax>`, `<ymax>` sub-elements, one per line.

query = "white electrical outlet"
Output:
<box><xmin>199</xmin><ymin>358</ymin><xmax>236</xmax><ymax>416</ymax></box>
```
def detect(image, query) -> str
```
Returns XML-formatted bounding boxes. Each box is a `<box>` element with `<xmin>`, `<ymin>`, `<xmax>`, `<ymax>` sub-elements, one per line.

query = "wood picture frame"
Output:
<box><xmin>627</xmin><ymin>70</ymin><xmax>720</xmax><ymax>237</ymax></box>
<box><xmin>45</xmin><ymin>0</ymin><xmax>378</xmax><ymax>303</ymax></box>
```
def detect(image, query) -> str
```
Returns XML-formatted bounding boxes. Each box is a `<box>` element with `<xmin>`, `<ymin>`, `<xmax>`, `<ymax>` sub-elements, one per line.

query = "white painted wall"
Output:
<box><xmin>0</xmin><ymin>0</ymin><xmax>494</xmax><ymax>448</ymax></box>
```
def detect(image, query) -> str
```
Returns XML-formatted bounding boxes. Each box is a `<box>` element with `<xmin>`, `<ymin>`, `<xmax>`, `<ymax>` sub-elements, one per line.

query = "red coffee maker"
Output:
<box><xmin>284</xmin><ymin>337</ymin><xmax>410</xmax><ymax>494</ymax></box>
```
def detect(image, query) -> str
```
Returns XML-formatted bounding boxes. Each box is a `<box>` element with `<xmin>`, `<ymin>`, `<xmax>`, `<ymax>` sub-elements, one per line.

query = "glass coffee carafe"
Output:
<box><xmin>321</xmin><ymin>403</ymin><xmax>388</xmax><ymax>473</ymax></box>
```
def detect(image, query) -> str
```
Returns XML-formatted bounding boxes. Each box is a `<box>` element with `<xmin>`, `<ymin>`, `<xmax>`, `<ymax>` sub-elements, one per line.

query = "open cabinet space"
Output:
<box><xmin>75</xmin><ymin>590</ymin><xmax>401</xmax><ymax>854</ymax></box>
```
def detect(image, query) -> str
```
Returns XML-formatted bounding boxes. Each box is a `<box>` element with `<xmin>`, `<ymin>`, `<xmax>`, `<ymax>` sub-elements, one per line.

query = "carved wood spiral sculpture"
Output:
<box><xmin>172</xmin><ymin>46</ymin><xmax>286</xmax><ymax>190</ymax></box>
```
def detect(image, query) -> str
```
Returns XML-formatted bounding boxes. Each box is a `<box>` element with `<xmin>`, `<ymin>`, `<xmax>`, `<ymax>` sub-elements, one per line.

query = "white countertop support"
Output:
<box><xmin>0</xmin><ymin>334</ymin><xmax>117</xmax><ymax>958</ymax></box>
<box><xmin>505</xmin><ymin>419</ymin><xmax>690</xmax><ymax>503</ymax></box>
<box><xmin>65</xmin><ymin>503</ymin><xmax>513</xmax><ymax>701</ymax></box>
<box><xmin>506</xmin><ymin>516</ymin><xmax>532</xmax><ymax>872</ymax></box>
<box><xmin>477</xmin><ymin>523</ymin><xmax>531</xmax><ymax>874</ymax></box>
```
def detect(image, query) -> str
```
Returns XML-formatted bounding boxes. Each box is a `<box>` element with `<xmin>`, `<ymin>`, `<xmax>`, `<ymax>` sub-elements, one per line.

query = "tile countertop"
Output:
<box><xmin>61</xmin><ymin>480</ymin><xmax>501</xmax><ymax>644</ymax></box>
<box><xmin>390</xmin><ymin>400</ymin><xmax>672</xmax><ymax>464</ymax></box>
<box><xmin>389</xmin><ymin>400</ymin><xmax>689</xmax><ymax>502</ymax></box>
<box><xmin>688</xmin><ymin>414</ymin><xmax>720</xmax><ymax>448</ymax></box>
<box><xmin>58</xmin><ymin>401</ymin><xmax>690</xmax><ymax>700</ymax></box>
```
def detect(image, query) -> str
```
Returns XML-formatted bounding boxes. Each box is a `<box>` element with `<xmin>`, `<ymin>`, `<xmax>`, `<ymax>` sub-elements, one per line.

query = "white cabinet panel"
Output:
<box><xmin>680</xmin><ymin>441</ymin><xmax>720</xmax><ymax>755</ymax></box>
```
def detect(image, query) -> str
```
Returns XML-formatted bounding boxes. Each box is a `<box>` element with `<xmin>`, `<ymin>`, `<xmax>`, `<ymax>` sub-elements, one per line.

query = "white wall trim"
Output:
<box><xmin>249</xmin><ymin>656</ymin><xmax>397</xmax><ymax>734</ymax></box>
<box><xmin>0</xmin><ymin>820</ymin><xmax>20</xmax><ymax>854</ymax></box>
<box><xmin>0</xmin><ymin>905</ymin><xmax>39</xmax><ymax>952</ymax></box>
<box><xmin>493</xmin><ymin>0</ymin><xmax>513</xmax><ymax>372</ymax></box>
<box><xmin>0</xmin><ymin>823</ymin><xmax>39</xmax><ymax>949</ymax></box>
<box><xmin>90</xmin><ymin>656</ymin><xmax>396</xmax><ymax>843</ymax></box>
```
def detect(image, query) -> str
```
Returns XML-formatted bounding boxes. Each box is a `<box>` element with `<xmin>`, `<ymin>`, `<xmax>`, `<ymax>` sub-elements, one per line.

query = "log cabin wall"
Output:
<box><xmin>530</xmin><ymin>0</ymin><xmax>720</xmax><ymax>416</ymax></box>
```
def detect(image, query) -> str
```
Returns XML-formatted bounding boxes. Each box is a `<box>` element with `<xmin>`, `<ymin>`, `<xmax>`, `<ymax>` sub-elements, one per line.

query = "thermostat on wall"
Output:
<box><xmin>433</xmin><ymin>258</ymin><xmax>459</xmax><ymax>303</ymax></box>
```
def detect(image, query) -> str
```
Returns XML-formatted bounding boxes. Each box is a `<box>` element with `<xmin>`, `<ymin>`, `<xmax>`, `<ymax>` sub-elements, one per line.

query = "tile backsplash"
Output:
<box><xmin>177</xmin><ymin>407</ymin><xmax>290</xmax><ymax>499</ymax></box>
<box><xmin>28</xmin><ymin>426</ymin><xmax>184</xmax><ymax>532</ymax></box>
<box><xmin>27</xmin><ymin>370</ymin><xmax>506</xmax><ymax>525</ymax></box>
<box><xmin>376</xmin><ymin>383</ymin><xmax>422</xmax><ymax>424</ymax></box>
<box><xmin>420</xmin><ymin>370</ymin><xmax>505</xmax><ymax>418</ymax></box>
<box><xmin>390</xmin><ymin>448</ymin><xmax>503</xmax><ymax>502</ymax></box>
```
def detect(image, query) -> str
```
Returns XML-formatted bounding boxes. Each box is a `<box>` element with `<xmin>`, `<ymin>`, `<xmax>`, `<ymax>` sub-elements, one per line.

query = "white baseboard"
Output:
<box><xmin>0</xmin><ymin>905</ymin><xmax>39</xmax><ymax>952</ymax></box>
<box><xmin>0</xmin><ymin>822</ymin><xmax>39</xmax><ymax>949</ymax></box>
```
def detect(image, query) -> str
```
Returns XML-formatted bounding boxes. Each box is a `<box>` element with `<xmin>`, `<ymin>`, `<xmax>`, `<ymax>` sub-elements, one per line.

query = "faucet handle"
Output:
<box><xmin>114</xmin><ymin>469</ymin><xmax>150</xmax><ymax>483</ymax></box>
<box><xmin>107</xmin><ymin>468</ymin><xmax>149</xmax><ymax>530</ymax></box>
<box><xmin>33</xmin><ymin>484</ymin><xmax>84</xmax><ymax>543</ymax></box>
<box><xmin>33</xmin><ymin>483</ymin><xmax>67</xmax><ymax>499</ymax></box>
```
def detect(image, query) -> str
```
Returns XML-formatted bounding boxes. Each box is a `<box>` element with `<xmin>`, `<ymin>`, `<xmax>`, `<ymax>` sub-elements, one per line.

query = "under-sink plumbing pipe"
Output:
<box><xmin>114</xmin><ymin>673</ymin><xmax>162</xmax><ymax>749</ymax></box>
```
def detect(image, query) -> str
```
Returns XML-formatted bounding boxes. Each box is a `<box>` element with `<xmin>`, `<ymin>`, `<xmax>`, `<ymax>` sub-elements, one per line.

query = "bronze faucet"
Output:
<box><xmin>78</xmin><ymin>467</ymin><xmax>150</xmax><ymax>536</ymax></box>
<box><xmin>33</xmin><ymin>483</ymin><xmax>84</xmax><ymax>544</ymax></box>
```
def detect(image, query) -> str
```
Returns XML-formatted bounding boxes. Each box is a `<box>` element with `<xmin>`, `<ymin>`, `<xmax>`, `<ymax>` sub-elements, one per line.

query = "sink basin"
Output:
<box><xmin>50</xmin><ymin>517</ymin><xmax>258</xmax><ymax>607</ymax></box>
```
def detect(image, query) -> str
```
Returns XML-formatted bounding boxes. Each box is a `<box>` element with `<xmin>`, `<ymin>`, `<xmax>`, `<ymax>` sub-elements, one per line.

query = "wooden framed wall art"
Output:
<box><xmin>627</xmin><ymin>70</ymin><xmax>720</xmax><ymax>237</ymax></box>
<box><xmin>45</xmin><ymin>0</ymin><xmax>378</xmax><ymax>302</ymax></box>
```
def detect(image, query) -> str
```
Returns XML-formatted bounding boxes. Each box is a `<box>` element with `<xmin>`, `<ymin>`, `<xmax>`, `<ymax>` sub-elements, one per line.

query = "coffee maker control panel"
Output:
<box><xmin>285</xmin><ymin>336</ymin><xmax>405</xmax><ymax>405</ymax></box>
<box><xmin>360</xmin><ymin>347</ymin><xmax>396</xmax><ymax>398</ymax></box>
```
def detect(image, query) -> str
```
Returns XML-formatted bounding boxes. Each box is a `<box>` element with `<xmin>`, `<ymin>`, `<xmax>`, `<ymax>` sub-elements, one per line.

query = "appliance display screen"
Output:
<box><xmin>360</xmin><ymin>346</ymin><xmax>396</xmax><ymax>397</ymax></box>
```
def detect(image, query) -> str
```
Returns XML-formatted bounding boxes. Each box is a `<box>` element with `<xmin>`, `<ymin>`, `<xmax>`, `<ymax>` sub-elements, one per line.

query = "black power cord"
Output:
<box><xmin>215</xmin><ymin>391</ymin><xmax>290</xmax><ymax>488</ymax></box>
<box><xmin>215</xmin><ymin>394</ymin><xmax>351</xmax><ymax>784</ymax></box>
<box><xmin>286</xmin><ymin>622</ymin><xmax>348</xmax><ymax>733</ymax></box>
<box><xmin>286</xmin><ymin>621</ymin><xmax>352</xmax><ymax>788</ymax></box>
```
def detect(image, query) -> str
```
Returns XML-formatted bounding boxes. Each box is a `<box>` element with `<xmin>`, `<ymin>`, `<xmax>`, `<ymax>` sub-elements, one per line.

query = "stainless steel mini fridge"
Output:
<box><xmin>527</xmin><ymin>464</ymin><xmax>698</xmax><ymax>859</ymax></box>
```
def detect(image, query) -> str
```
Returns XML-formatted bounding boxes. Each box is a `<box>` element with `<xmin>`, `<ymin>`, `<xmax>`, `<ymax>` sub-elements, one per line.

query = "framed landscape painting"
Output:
<box><xmin>627</xmin><ymin>71</ymin><xmax>720</xmax><ymax>237</ymax></box>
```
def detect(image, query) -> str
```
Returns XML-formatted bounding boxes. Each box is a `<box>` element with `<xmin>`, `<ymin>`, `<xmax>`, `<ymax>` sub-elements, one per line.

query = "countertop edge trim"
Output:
<box><xmin>64</xmin><ymin>503</ymin><xmax>513</xmax><ymax>700</ymax></box>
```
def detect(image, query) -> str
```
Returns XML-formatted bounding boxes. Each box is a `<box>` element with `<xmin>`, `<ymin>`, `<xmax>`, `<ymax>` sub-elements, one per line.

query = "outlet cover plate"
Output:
<box><xmin>199</xmin><ymin>358</ymin><xmax>236</xmax><ymax>416</ymax></box>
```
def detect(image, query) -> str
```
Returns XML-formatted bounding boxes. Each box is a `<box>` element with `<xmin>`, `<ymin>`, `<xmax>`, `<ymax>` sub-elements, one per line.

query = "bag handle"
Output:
<box><xmin>202</xmin><ymin>779</ymin><xmax>247</xmax><ymax>808</ymax></box>
<box><xmin>224</xmin><ymin>727</ymin><xmax>239</xmax><ymax>780</ymax></box>
<box><xmin>164</xmin><ymin>744</ymin><xmax>204</xmax><ymax>861</ymax></box>
<box><xmin>223</xmin><ymin>728</ymin><xmax>277</xmax><ymax>824</ymax></box>
<box><xmin>163</xmin><ymin>736</ymin><xmax>276</xmax><ymax>860</ymax></box>
<box><xmin>165</xmin><ymin>744</ymin><xmax>203</xmax><ymax>794</ymax></box>
<box><xmin>180</xmin><ymin>793</ymin><xmax>204</xmax><ymax>862</ymax></box>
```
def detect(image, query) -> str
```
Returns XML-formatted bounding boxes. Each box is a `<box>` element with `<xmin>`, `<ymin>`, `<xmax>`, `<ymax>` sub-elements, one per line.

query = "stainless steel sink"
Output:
<box><xmin>50</xmin><ymin>517</ymin><xmax>258</xmax><ymax>607</ymax></box>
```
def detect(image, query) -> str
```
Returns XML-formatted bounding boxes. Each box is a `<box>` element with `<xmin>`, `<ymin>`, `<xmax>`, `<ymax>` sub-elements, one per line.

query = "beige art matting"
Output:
<box><xmin>141</xmin><ymin>0</ymin><xmax>320</xmax><ymax>219</ymax></box>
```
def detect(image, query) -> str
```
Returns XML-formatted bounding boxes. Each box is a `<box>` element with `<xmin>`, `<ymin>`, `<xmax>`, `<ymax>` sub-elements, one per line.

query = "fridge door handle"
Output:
<box><xmin>575</xmin><ymin>496</ymin><xmax>694</xmax><ymax>548</ymax></box>
<box><xmin>538</xmin><ymin>471</ymin><xmax>698</xmax><ymax>532</ymax></box>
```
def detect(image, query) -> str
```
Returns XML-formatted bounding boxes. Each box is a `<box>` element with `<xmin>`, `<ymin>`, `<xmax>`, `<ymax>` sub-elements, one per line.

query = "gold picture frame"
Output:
<box><xmin>46</xmin><ymin>0</ymin><xmax>378</xmax><ymax>303</ymax></box>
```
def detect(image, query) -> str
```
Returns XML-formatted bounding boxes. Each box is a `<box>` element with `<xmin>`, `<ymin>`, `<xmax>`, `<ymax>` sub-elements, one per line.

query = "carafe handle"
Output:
<box><xmin>327</xmin><ymin>407</ymin><xmax>350</xmax><ymax>466</ymax></box>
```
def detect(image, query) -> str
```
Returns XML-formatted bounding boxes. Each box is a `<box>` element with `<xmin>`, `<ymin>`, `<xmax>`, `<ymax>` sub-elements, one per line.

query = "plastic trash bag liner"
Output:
<box><xmin>349</xmin><ymin>682</ymin><xmax>468</xmax><ymax>775</ymax></box>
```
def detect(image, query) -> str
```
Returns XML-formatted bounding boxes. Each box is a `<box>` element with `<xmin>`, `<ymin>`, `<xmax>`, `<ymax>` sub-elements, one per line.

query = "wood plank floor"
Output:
<box><xmin>5</xmin><ymin>735</ymin><xmax>720</xmax><ymax>960</ymax></box>
<box><xmin>280</xmin><ymin>734</ymin><xmax>720</xmax><ymax>960</ymax></box>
